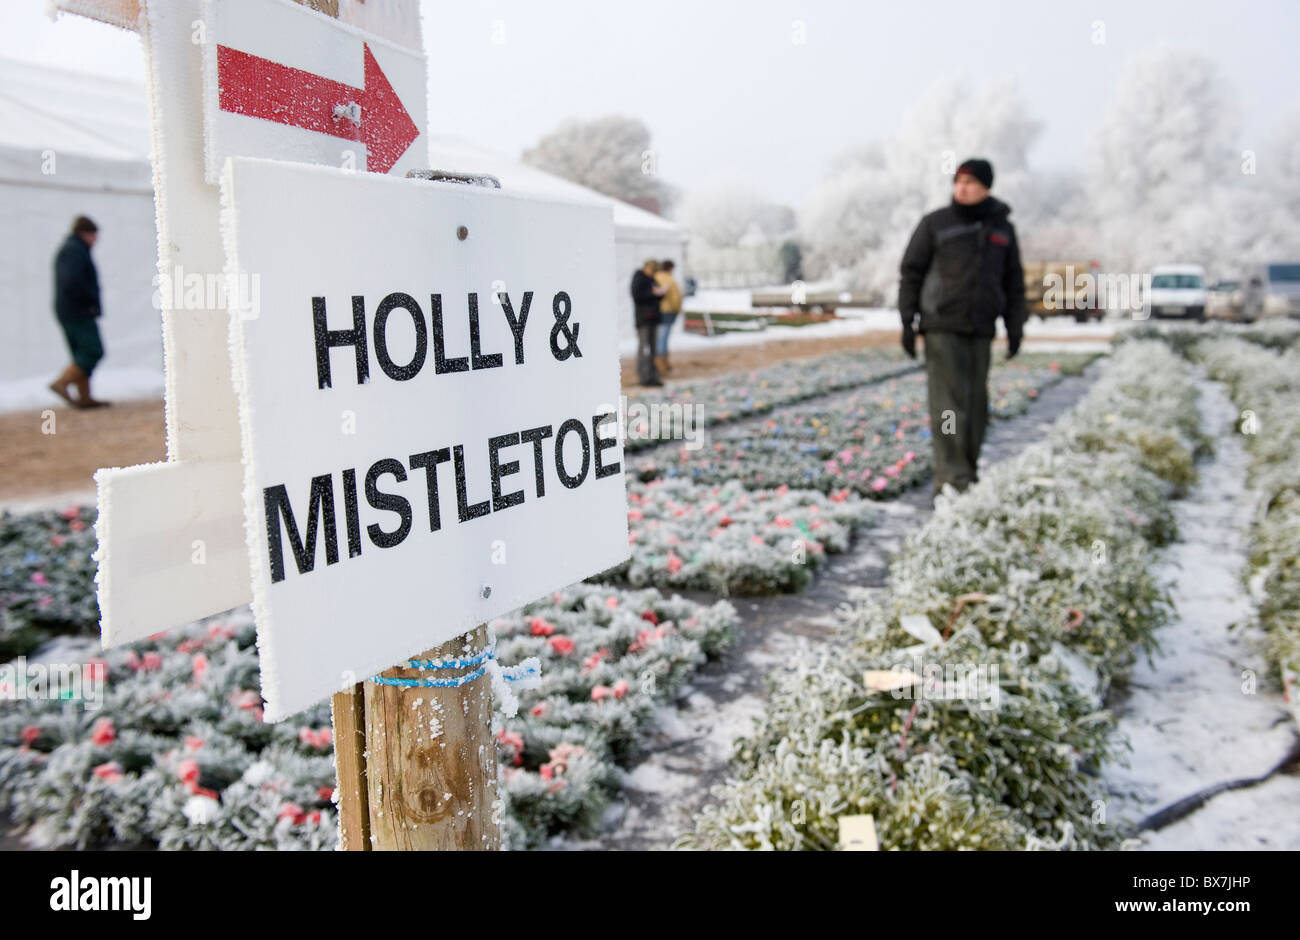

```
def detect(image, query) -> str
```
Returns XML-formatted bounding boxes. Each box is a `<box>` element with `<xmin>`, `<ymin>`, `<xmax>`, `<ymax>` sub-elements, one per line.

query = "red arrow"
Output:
<box><xmin>216</xmin><ymin>43</ymin><xmax>419</xmax><ymax>174</ymax></box>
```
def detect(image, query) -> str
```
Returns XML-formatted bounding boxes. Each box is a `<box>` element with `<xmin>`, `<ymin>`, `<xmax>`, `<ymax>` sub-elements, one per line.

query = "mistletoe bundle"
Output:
<box><xmin>1052</xmin><ymin>345</ymin><xmax>1210</xmax><ymax>495</ymax></box>
<box><xmin>1117</xmin><ymin>320</ymin><xmax>1300</xmax><ymax>354</ymax></box>
<box><xmin>684</xmin><ymin>737</ymin><xmax>1026</xmax><ymax>851</ymax></box>
<box><xmin>593</xmin><ymin>478</ymin><xmax>871</xmax><ymax>595</ymax></box>
<box><xmin>879</xmin><ymin>453</ymin><xmax>1176</xmax><ymax>684</ymax></box>
<box><xmin>686</xmin><ymin>620</ymin><xmax>1121</xmax><ymax>851</ymax></box>
<box><xmin>684</xmin><ymin>340</ymin><xmax>1200</xmax><ymax>850</ymax></box>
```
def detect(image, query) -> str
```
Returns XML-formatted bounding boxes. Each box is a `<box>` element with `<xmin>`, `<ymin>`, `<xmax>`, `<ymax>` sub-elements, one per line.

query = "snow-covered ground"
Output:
<box><xmin>1103</xmin><ymin>371</ymin><xmax>1300</xmax><ymax>849</ymax></box>
<box><xmin>616</xmin><ymin>291</ymin><xmax>1121</xmax><ymax>359</ymax></box>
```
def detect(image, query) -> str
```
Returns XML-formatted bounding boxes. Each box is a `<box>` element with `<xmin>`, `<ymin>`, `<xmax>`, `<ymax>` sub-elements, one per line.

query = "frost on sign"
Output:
<box><xmin>200</xmin><ymin>0</ymin><xmax>427</xmax><ymax>181</ymax></box>
<box><xmin>220</xmin><ymin>158</ymin><xmax>628</xmax><ymax>721</ymax></box>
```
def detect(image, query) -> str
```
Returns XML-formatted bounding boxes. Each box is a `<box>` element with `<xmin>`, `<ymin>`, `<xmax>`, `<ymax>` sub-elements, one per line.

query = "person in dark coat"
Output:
<box><xmin>898</xmin><ymin>158</ymin><xmax>1026</xmax><ymax>499</ymax></box>
<box><xmin>630</xmin><ymin>259</ymin><xmax>667</xmax><ymax>386</ymax></box>
<box><xmin>49</xmin><ymin>215</ymin><xmax>109</xmax><ymax>408</ymax></box>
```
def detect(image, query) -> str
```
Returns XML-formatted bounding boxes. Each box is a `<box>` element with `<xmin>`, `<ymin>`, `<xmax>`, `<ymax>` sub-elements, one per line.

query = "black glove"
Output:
<box><xmin>901</xmin><ymin>320</ymin><xmax>917</xmax><ymax>359</ymax></box>
<box><xmin>1006</xmin><ymin>333</ymin><xmax>1021</xmax><ymax>359</ymax></box>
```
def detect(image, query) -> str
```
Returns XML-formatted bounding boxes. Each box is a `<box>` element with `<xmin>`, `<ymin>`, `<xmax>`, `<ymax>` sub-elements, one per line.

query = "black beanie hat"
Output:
<box><xmin>954</xmin><ymin>158</ymin><xmax>994</xmax><ymax>189</ymax></box>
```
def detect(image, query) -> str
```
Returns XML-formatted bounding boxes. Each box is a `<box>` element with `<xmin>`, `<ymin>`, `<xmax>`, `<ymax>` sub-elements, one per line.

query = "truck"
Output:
<box><xmin>1022</xmin><ymin>260</ymin><xmax>1105</xmax><ymax>323</ymax></box>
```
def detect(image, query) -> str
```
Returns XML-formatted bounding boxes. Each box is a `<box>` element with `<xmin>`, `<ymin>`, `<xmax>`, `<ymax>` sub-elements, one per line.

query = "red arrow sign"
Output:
<box><xmin>216</xmin><ymin>43</ymin><xmax>419</xmax><ymax>174</ymax></box>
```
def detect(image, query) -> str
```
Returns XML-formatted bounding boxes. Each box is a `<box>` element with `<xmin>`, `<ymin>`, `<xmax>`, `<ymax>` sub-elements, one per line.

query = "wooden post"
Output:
<box><xmin>330</xmin><ymin>683</ymin><xmax>370</xmax><ymax>850</ymax></box>
<box><xmin>331</xmin><ymin>624</ymin><xmax>501</xmax><ymax>850</ymax></box>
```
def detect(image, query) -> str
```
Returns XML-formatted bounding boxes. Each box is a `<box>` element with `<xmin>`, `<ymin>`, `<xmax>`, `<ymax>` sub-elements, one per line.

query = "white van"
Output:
<box><xmin>1241</xmin><ymin>263</ymin><xmax>1300</xmax><ymax>321</ymax></box>
<box><xmin>1146</xmin><ymin>264</ymin><xmax>1207</xmax><ymax>321</ymax></box>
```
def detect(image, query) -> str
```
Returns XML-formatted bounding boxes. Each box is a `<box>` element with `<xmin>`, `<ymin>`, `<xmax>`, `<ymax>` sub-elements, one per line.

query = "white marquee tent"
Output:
<box><xmin>0</xmin><ymin>57</ymin><xmax>161</xmax><ymax>407</ymax></box>
<box><xmin>0</xmin><ymin>55</ymin><xmax>685</xmax><ymax>410</ymax></box>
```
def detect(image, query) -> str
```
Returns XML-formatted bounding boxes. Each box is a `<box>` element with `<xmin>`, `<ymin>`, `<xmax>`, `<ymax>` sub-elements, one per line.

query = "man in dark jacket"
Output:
<box><xmin>630</xmin><ymin>259</ymin><xmax>666</xmax><ymax>386</ymax></box>
<box><xmin>49</xmin><ymin>215</ymin><xmax>109</xmax><ymax>408</ymax></box>
<box><xmin>898</xmin><ymin>158</ymin><xmax>1026</xmax><ymax>499</ymax></box>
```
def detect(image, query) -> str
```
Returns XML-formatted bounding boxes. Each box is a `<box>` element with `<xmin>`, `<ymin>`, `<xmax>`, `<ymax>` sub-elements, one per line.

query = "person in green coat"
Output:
<box><xmin>49</xmin><ymin>215</ymin><xmax>110</xmax><ymax>409</ymax></box>
<box><xmin>898</xmin><ymin>158</ymin><xmax>1026</xmax><ymax>501</ymax></box>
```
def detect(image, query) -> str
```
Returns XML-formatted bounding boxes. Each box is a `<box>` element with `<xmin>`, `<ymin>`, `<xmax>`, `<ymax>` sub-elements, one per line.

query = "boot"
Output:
<box><xmin>71</xmin><ymin>367</ymin><xmax>110</xmax><ymax>409</ymax></box>
<box><xmin>48</xmin><ymin>364</ymin><xmax>80</xmax><ymax>406</ymax></box>
<box><xmin>654</xmin><ymin>355</ymin><xmax>669</xmax><ymax>376</ymax></box>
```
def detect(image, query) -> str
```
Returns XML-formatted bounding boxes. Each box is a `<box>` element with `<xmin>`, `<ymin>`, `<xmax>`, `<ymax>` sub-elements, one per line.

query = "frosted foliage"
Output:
<box><xmin>684</xmin><ymin>342</ymin><xmax>1202</xmax><ymax>851</ymax></box>
<box><xmin>800</xmin><ymin>77</ymin><xmax>1044</xmax><ymax>301</ymax></box>
<box><xmin>679</xmin><ymin>186</ymin><xmax>794</xmax><ymax>249</ymax></box>
<box><xmin>1088</xmin><ymin>49</ymin><xmax>1239</xmax><ymax>272</ymax></box>
<box><xmin>1087</xmin><ymin>48</ymin><xmax>1300</xmax><ymax>273</ymax></box>
<box><xmin>796</xmin><ymin>50</ymin><xmax>1300</xmax><ymax>295</ymax></box>
<box><xmin>521</xmin><ymin>115</ymin><xmax>674</xmax><ymax>210</ymax></box>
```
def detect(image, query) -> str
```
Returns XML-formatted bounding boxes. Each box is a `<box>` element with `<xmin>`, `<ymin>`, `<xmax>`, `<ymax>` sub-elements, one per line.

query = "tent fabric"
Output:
<box><xmin>0</xmin><ymin>57</ymin><xmax>151</xmax><ymax>160</ymax></box>
<box><xmin>0</xmin><ymin>57</ymin><xmax>685</xmax><ymax>407</ymax></box>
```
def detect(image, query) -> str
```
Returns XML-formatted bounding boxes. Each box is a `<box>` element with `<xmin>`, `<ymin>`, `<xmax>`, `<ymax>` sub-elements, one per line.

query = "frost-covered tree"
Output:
<box><xmin>799</xmin><ymin>77</ymin><xmax>1045</xmax><ymax>302</ymax></box>
<box><xmin>678</xmin><ymin>185</ymin><xmax>797</xmax><ymax>286</ymax></box>
<box><xmin>1244</xmin><ymin>113</ymin><xmax>1300</xmax><ymax>265</ymax></box>
<box><xmin>678</xmin><ymin>185</ymin><xmax>794</xmax><ymax>248</ymax></box>
<box><xmin>521</xmin><ymin>115</ymin><xmax>675</xmax><ymax>212</ymax></box>
<box><xmin>1082</xmin><ymin>47</ymin><xmax>1300</xmax><ymax>276</ymax></box>
<box><xmin>1084</xmin><ymin>47</ymin><xmax>1243</xmax><ymax>274</ymax></box>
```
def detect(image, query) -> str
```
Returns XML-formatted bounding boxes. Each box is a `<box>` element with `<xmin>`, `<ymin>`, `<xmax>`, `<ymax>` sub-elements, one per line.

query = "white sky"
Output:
<box><xmin>3</xmin><ymin>0</ymin><xmax>1298</xmax><ymax>207</ymax></box>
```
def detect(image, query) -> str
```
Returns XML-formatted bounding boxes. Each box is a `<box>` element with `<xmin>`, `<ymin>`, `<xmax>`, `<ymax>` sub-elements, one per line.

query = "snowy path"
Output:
<box><xmin>1103</xmin><ymin>372</ymin><xmax>1300</xmax><ymax>849</ymax></box>
<box><xmin>575</xmin><ymin>359</ymin><xmax>1107</xmax><ymax>850</ymax></box>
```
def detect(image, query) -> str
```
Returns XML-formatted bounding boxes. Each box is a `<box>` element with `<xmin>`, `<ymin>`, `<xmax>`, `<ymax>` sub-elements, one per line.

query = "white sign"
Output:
<box><xmin>200</xmin><ymin>0</ymin><xmax>428</xmax><ymax>182</ymax></box>
<box><xmin>72</xmin><ymin>0</ymin><xmax>428</xmax><ymax>650</ymax></box>
<box><xmin>221</xmin><ymin>158</ymin><xmax>629</xmax><ymax>720</ymax></box>
<box><xmin>838</xmin><ymin>814</ymin><xmax>879</xmax><ymax>851</ymax></box>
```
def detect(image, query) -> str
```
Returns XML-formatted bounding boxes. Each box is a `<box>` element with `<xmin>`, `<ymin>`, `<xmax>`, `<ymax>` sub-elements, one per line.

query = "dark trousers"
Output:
<box><xmin>57</xmin><ymin>315</ymin><xmax>105</xmax><ymax>376</ymax></box>
<box><xmin>636</xmin><ymin>322</ymin><xmax>660</xmax><ymax>384</ymax></box>
<box><xmin>923</xmin><ymin>330</ymin><xmax>991</xmax><ymax>494</ymax></box>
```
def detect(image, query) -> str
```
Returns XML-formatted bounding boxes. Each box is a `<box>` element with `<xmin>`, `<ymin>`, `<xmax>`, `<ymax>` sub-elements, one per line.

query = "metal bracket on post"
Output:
<box><xmin>406</xmin><ymin>169</ymin><xmax>502</xmax><ymax>189</ymax></box>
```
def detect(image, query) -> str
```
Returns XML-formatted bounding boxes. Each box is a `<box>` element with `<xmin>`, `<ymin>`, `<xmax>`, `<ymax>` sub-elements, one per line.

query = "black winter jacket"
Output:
<box><xmin>54</xmin><ymin>234</ymin><xmax>101</xmax><ymax>321</ymax></box>
<box><xmin>630</xmin><ymin>270</ymin><xmax>661</xmax><ymax>327</ymax></box>
<box><xmin>898</xmin><ymin>197</ymin><xmax>1026</xmax><ymax>339</ymax></box>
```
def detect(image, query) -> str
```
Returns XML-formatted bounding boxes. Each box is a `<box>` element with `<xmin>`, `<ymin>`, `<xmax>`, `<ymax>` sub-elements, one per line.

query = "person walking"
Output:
<box><xmin>49</xmin><ymin>215</ymin><xmax>110</xmax><ymax>408</ymax></box>
<box><xmin>653</xmin><ymin>258</ymin><xmax>682</xmax><ymax>376</ymax></box>
<box><xmin>630</xmin><ymin>259</ymin><xmax>666</xmax><ymax>387</ymax></box>
<box><xmin>898</xmin><ymin>158</ymin><xmax>1026</xmax><ymax>500</ymax></box>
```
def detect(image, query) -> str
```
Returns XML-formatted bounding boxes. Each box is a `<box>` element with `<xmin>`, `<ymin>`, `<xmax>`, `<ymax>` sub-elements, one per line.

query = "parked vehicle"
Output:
<box><xmin>1146</xmin><ymin>264</ymin><xmax>1207</xmax><ymax>321</ymax></box>
<box><xmin>1206</xmin><ymin>279</ymin><xmax>1244</xmax><ymax>320</ymax></box>
<box><xmin>1241</xmin><ymin>263</ymin><xmax>1300</xmax><ymax>320</ymax></box>
<box><xmin>1023</xmin><ymin>260</ymin><xmax>1105</xmax><ymax>323</ymax></box>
